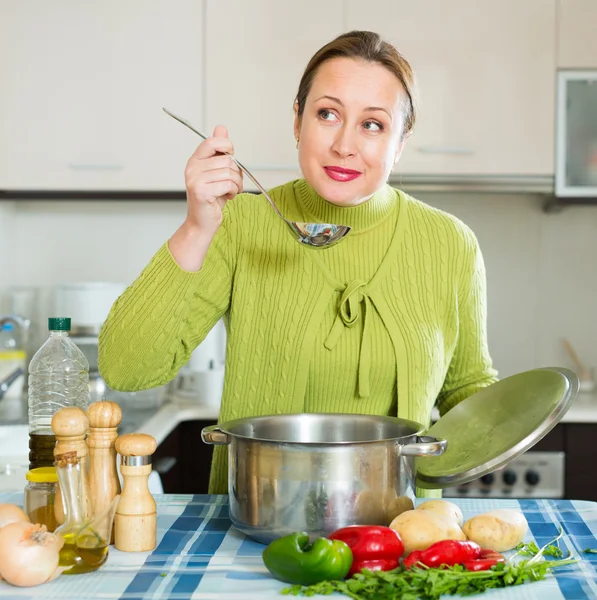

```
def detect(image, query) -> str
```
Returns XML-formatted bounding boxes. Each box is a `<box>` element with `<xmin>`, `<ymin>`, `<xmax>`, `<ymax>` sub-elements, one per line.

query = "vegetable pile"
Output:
<box><xmin>261</xmin><ymin>499</ymin><xmax>578</xmax><ymax>599</ymax></box>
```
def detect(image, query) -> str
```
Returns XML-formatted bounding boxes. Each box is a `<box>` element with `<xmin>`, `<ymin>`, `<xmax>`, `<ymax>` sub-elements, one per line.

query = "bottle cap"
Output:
<box><xmin>1</xmin><ymin>323</ymin><xmax>14</xmax><ymax>331</ymax></box>
<box><xmin>26</xmin><ymin>466</ymin><xmax>58</xmax><ymax>483</ymax></box>
<box><xmin>48</xmin><ymin>317</ymin><xmax>71</xmax><ymax>331</ymax></box>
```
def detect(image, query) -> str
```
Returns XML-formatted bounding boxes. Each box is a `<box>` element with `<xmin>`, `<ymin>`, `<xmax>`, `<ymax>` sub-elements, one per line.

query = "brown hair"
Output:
<box><xmin>295</xmin><ymin>31</ymin><xmax>417</xmax><ymax>139</ymax></box>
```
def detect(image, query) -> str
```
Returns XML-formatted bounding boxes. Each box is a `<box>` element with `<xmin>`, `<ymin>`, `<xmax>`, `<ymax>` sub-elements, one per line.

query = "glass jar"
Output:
<box><xmin>24</xmin><ymin>466</ymin><xmax>58</xmax><ymax>531</ymax></box>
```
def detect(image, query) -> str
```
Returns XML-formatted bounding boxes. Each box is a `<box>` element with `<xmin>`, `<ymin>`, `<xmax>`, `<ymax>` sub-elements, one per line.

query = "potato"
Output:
<box><xmin>385</xmin><ymin>495</ymin><xmax>415</xmax><ymax>523</ymax></box>
<box><xmin>389</xmin><ymin>509</ymin><xmax>466</xmax><ymax>555</ymax></box>
<box><xmin>416</xmin><ymin>500</ymin><xmax>464</xmax><ymax>527</ymax></box>
<box><xmin>462</xmin><ymin>509</ymin><xmax>528</xmax><ymax>552</ymax></box>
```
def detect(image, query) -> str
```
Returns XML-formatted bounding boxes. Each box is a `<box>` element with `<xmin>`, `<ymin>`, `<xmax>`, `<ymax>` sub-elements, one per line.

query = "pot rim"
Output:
<box><xmin>211</xmin><ymin>412</ymin><xmax>427</xmax><ymax>445</ymax></box>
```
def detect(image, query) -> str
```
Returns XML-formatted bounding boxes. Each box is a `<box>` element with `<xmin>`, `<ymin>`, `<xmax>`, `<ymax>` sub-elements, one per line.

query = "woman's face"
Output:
<box><xmin>294</xmin><ymin>57</ymin><xmax>408</xmax><ymax>207</ymax></box>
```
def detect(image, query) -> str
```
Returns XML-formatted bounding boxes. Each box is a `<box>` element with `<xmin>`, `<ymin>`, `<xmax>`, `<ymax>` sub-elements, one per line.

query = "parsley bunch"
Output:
<box><xmin>514</xmin><ymin>541</ymin><xmax>564</xmax><ymax>558</ymax></box>
<box><xmin>282</xmin><ymin>558</ymin><xmax>576</xmax><ymax>600</ymax></box>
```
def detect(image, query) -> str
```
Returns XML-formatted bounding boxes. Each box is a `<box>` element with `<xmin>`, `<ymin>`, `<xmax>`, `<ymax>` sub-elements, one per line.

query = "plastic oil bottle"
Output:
<box><xmin>27</xmin><ymin>318</ymin><xmax>89</xmax><ymax>469</ymax></box>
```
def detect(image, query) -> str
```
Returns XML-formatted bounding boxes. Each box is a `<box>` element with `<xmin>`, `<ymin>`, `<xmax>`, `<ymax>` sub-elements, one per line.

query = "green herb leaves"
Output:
<box><xmin>282</xmin><ymin>559</ymin><xmax>576</xmax><ymax>600</ymax></box>
<box><xmin>514</xmin><ymin>541</ymin><xmax>564</xmax><ymax>558</ymax></box>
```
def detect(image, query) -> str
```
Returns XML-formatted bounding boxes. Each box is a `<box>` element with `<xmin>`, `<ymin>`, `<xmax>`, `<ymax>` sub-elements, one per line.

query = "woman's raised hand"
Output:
<box><xmin>183</xmin><ymin>125</ymin><xmax>243</xmax><ymax>236</ymax></box>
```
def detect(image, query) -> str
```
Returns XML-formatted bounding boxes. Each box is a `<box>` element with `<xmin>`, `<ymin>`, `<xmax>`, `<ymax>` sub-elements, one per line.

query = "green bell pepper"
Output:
<box><xmin>262</xmin><ymin>531</ymin><xmax>353</xmax><ymax>585</ymax></box>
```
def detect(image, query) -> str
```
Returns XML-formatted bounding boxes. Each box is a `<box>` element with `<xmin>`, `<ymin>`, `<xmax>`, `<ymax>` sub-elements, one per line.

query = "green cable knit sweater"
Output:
<box><xmin>98</xmin><ymin>179</ymin><xmax>498</xmax><ymax>495</ymax></box>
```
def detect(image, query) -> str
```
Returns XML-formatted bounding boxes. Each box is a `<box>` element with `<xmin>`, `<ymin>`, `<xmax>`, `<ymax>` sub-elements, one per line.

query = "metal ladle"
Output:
<box><xmin>163</xmin><ymin>107</ymin><xmax>351</xmax><ymax>248</ymax></box>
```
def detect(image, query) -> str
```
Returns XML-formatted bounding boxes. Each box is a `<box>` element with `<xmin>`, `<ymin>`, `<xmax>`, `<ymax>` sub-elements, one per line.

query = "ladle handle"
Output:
<box><xmin>400</xmin><ymin>436</ymin><xmax>447</xmax><ymax>457</ymax></box>
<box><xmin>162</xmin><ymin>107</ymin><xmax>285</xmax><ymax>220</ymax></box>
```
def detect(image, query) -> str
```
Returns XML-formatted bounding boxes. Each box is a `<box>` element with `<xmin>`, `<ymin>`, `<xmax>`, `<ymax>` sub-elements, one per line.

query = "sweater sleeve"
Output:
<box><xmin>437</xmin><ymin>230</ymin><xmax>498</xmax><ymax>415</ymax></box>
<box><xmin>98</xmin><ymin>214</ymin><xmax>234</xmax><ymax>391</ymax></box>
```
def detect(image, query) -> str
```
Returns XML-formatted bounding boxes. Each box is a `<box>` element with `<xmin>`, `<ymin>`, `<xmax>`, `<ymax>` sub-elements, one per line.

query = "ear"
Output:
<box><xmin>293</xmin><ymin>101</ymin><xmax>301</xmax><ymax>142</ymax></box>
<box><xmin>394</xmin><ymin>131</ymin><xmax>411</xmax><ymax>164</ymax></box>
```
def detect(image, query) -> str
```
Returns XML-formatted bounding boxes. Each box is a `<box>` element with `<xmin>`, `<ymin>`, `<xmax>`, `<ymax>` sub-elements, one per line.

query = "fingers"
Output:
<box><xmin>200</xmin><ymin>154</ymin><xmax>239</xmax><ymax>173</ymax></box>
<box><xmin>207</xmin><ymin>179</ymin><xmax>241</xmax><ymax>202</ymax></box>
<box><xmin>213</xmin><ymin>124</ymin><xmax>228</xmax><ymax>139</ymax></box>
<box><xmin>200</xmin><ymin>165</ymin><xmax>243</xmax><ymax>191</ymax></box>
<box><xmin>191</xmin><ymin>130</ymin><xmax>235</xmax><ymax>160</ymax></box>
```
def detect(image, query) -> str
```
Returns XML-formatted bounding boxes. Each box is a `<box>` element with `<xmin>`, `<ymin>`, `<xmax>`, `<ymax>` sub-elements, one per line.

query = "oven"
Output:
<box><xmin>442</xmin><ymin>451</ymin><xmax>565</xmax><ymax>499</ymax></box>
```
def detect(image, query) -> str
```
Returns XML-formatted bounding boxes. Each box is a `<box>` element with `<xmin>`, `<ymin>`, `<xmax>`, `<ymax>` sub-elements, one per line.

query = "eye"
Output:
<box><xmin>363</xmin><ymin>120</ymin><xmax>384</xmax><ymax>132</ymax></box>
<box><xmin>317</xmin><ymin>109</ymin><xmax>338</xmax><ymax>122</ymax></box>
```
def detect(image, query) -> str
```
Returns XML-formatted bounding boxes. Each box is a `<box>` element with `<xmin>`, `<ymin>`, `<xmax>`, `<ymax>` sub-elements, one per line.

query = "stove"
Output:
<box><xmin>442</xmin><ymin>451</ymin><xmax>565</xmax><ymax>499</ymax></box>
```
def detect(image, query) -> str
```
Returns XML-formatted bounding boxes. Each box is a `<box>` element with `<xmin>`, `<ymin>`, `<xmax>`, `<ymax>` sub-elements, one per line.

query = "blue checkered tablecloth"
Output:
<box><xmin>1</xmin><ymin>493</ymin><xmax>597</xmax><ymax>599</ymax></box>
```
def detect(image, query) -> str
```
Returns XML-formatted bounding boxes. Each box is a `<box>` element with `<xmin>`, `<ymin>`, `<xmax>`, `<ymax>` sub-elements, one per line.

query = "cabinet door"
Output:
<box><xmin>346</xmin><ymin>0</ymin><xmax>556</xmax><ymax>176</ymax></box>
<box><xmin>558</xmin><ymin>0</ymin><xmax>597</xmax><ymax>68</ymax></box>
<box><xmin>565</xmin><ymin>424</ymin><xmax>597</xmax><ymax>501</ymax></box>
<box><xmin>204</xmin><ymin>0</ymin><xmax>344</xmax><ymax>189</ymax></box>
<box><xmin>0</xmin><ymin>1</ymin><xmax>202</xmax><ymax>191</ymax></box>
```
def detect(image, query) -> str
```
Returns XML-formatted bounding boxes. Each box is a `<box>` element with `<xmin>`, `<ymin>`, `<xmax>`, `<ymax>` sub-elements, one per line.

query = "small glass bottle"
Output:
<box><xmin>54</xmin><ymin>451</ymin><xmax>115</xmax><ymax>575</ymax></box>
<box><xmin>24</xmin><ymin>467</ymin><xmax>58</xmax><ymax>532</ymax></box>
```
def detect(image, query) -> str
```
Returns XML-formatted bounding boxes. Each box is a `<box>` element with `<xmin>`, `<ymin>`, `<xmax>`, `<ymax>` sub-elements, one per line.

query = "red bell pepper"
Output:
<box><xmin>403</xmin><ymin>540</ymin><xmax>481</xmax><ymax>569</ymax></box>
<box><xmin>328</xmin><ymin>525</ymin><xmax>404</xmax><ymax>577</ymax></box>
<box><xmin>462</xmin><ymin>548</ymin><xmax>505</xmax><ymax>571</ymax></box>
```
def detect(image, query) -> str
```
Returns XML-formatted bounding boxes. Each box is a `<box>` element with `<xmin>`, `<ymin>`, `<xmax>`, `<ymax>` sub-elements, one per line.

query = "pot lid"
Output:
<box><xmin>415</xmin><ymin>367</ymin><xmax>578</xmax><ymax>489</ymax></box>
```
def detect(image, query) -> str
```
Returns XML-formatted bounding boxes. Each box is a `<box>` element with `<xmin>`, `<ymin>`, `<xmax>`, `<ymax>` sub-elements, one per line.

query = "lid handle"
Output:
<box><xmin>201</xmin><ymin>425</ymin><xmax>229</xmax><ymax>445</ymax></box>
<box><xmin>400</xmin><ymin>435</ymin><xmax>447</xmax><ymax>457</ymax></box>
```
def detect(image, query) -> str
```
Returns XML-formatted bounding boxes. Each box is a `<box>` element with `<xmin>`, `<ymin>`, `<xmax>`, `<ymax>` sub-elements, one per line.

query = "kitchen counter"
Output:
<box><xmin>0</xmin><ymin>493</ymin><xmax>596</xmax><ymax>599</ymax></box>
<box><xmin>135</xmin><ymin>387</ymin><xmax>597</xmax><ymax>448</ymax></box>
<box><xmin>121</xmin><ymin>398</ymin><xmax>219</xmax><ymax>445</ymax></box>
<box><xmin>559</xmin><ymin>391</ymin><xmax>597</xmax><ymax>423</ymax></box>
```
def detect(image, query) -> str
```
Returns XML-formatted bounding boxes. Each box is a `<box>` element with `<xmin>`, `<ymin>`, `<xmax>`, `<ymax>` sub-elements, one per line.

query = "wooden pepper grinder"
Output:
<box><xmin>51</xmin><ymin>407</ymin><xmax>90</xmax><ymax>525</ymax></box>
<box><xmin>87</xmin><ymin>400</ymin><xmax>122</xmax><ymax>542</ymax></box>
<box><xmin>114</xmin><ymin>433</ymin><xmax>157</xmax><ymax>552</ymax></box>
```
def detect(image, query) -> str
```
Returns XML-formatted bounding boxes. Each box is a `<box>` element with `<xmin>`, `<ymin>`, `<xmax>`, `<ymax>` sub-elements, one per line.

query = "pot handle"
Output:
<box><xmin>201</xmin><ymin>425</ymin><xmax>230</xmax><ymax>445</ymax></box>
<box><xmin>400</xmin><ymin>435</ymin><xmax>447</xmax><ymax>457</ymax></box>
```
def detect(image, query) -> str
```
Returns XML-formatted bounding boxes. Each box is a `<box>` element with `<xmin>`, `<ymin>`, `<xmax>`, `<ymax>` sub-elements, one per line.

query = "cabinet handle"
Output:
<box><xmin>416</xmin><ymin>146</ymin><xmax>474</xmax><ymax>156</ymax></box>
<box><xmin>154</xmin><ymin>456</ymin><xmax>177</xmax><ymax>475</ymax></box>
<box><xmin>68</xmin><ymin>163</ymin><xmax>123</xmax><ymax>171</ymax></box>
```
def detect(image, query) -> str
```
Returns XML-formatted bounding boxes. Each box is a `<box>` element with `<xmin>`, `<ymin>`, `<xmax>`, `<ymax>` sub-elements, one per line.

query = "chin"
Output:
<box><xmin>311</xmin><ymin>180</ymin><xmax>364</xmax><ymax>206</ymax></box>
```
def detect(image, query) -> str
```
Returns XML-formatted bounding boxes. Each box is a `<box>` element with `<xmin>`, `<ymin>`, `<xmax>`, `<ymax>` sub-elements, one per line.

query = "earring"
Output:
<box><xmin>295</xmin><ymin>137</ymin><xmax>299</xmax><ymax>149</ymax></box>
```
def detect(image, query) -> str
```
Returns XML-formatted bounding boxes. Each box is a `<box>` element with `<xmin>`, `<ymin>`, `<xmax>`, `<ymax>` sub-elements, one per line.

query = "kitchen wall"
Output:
<box><xmin>1</xmin><ymin>192</ymin><xmax>596</xmax><ymax>380</ymax></box>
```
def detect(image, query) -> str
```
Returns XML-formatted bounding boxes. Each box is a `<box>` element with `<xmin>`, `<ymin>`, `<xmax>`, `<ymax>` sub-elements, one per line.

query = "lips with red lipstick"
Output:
<box><xmin>324</xmin><ymin>166</ymin><xmax>362</xmax><ymax>182</ymax></box>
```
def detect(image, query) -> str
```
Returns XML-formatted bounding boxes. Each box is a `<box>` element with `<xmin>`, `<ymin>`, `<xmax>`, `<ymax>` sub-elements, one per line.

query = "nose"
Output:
<box><xmin>330</xmin><ymin>125</ymin><xmax>357</xmax><ymax>158</ymax></box>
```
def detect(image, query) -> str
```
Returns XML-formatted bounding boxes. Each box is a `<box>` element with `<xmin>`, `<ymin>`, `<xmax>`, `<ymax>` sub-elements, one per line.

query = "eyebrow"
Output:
<box><xmin>314</xmin><ymin>95</ymin><xmax>392</xmax><ymax>119</ymax></box>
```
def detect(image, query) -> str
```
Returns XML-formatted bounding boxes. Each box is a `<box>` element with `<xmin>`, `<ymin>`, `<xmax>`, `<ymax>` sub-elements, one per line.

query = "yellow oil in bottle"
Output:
<box><xmin>59</xmin><ymin>533</ymin><xmax>108</xmax><ymax>574</ymax></box>
<box><xmin>28</xmin><ymin>433</ymin><xmax>56</xmax><ymax>470</ymax></box>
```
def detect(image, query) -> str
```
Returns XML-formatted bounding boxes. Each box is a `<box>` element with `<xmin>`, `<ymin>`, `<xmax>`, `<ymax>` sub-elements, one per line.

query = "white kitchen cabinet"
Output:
<box><xmin>346</xmin><ymin>0</ymin><xmax>557</xmax><ymax>176</ymax></box>
<box><xmin>557</xmin><ymin>0</ymin><xmax>597</xmax><ymax>68</ymax></box>
<box><xmin>204</xmin><ymin>0</ymin><xmax>344</xmax><ymax>189</ymax></box>
<box><xmin>0</xmin><ymin>1</ymin><xmax>203</xmax><ymax>192</ymax></box>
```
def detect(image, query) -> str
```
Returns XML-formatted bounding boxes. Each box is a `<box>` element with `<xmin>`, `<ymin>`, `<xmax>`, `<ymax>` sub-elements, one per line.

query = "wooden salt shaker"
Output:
<box><xmin>51</xmin><ymin>407</ymin><xmax>90</xmax><ymax>525</ymax></box>
<box><xmin>114</xmin><ymin>433</ymin><xmax>157</xmax><ymax>552</ymax></box>
<box><xmin>87</xmin><ymin>400</ymin><xmax>122</xmax><ymax>542</ymax></box>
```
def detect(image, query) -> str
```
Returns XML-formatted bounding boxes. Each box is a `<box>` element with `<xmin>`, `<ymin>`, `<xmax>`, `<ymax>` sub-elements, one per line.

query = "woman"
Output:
<box><xmin>98</xmin><ymin>31</ymin><xmax>498</xmax><ymax>495</ymax></box>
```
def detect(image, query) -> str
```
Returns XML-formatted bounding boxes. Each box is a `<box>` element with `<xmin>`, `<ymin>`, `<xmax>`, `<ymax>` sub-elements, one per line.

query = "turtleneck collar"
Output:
<box><xmin>294</xmin><ymin>179</ymin><xmax>397</xmax><ymax>233</ymax></box>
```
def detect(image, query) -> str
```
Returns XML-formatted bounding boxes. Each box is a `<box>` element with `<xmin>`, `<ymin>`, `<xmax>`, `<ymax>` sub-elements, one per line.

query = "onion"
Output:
<box><xmin>0</xmin><ymin>522</ymin><xmax>63</xmax><ymax>587</ymax></box>
<box><xmin>0</xmin><ymin>503</ymin><xmax>30</xmax><ymax>529</ymax></box>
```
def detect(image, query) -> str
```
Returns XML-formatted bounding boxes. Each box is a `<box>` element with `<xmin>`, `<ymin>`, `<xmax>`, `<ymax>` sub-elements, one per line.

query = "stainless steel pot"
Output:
<box><xmin>202</xmin><ymin>413</ymin><xmax>446</xmax><ymax>544</ymax></box>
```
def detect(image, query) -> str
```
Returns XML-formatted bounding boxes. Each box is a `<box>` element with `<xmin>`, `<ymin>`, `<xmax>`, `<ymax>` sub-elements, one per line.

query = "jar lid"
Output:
<box><xmin>26</xmin><ymin>467</ymin><xmax>58</xmax><ymax>483</ymax></box>
<box><xmin>415</xmin><ymin>367</ymin><xmax>578</xmax><ymax>488</ymax></box>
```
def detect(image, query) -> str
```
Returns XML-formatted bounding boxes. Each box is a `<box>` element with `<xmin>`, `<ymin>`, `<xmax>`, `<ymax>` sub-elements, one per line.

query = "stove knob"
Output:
<box><xmin>480</xmin><ymin>473</ymin><xmax>495</xmax><ymax>485</ymax></box>
<box><xmin>525</xmin><ymin>470</ymin><xmax>540</xmax><ymax>486</ymax></box>
<box><xmin>503</xmin><ymin>470</ymin><xmax>517</xmax><ymax>486</ymax></box>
